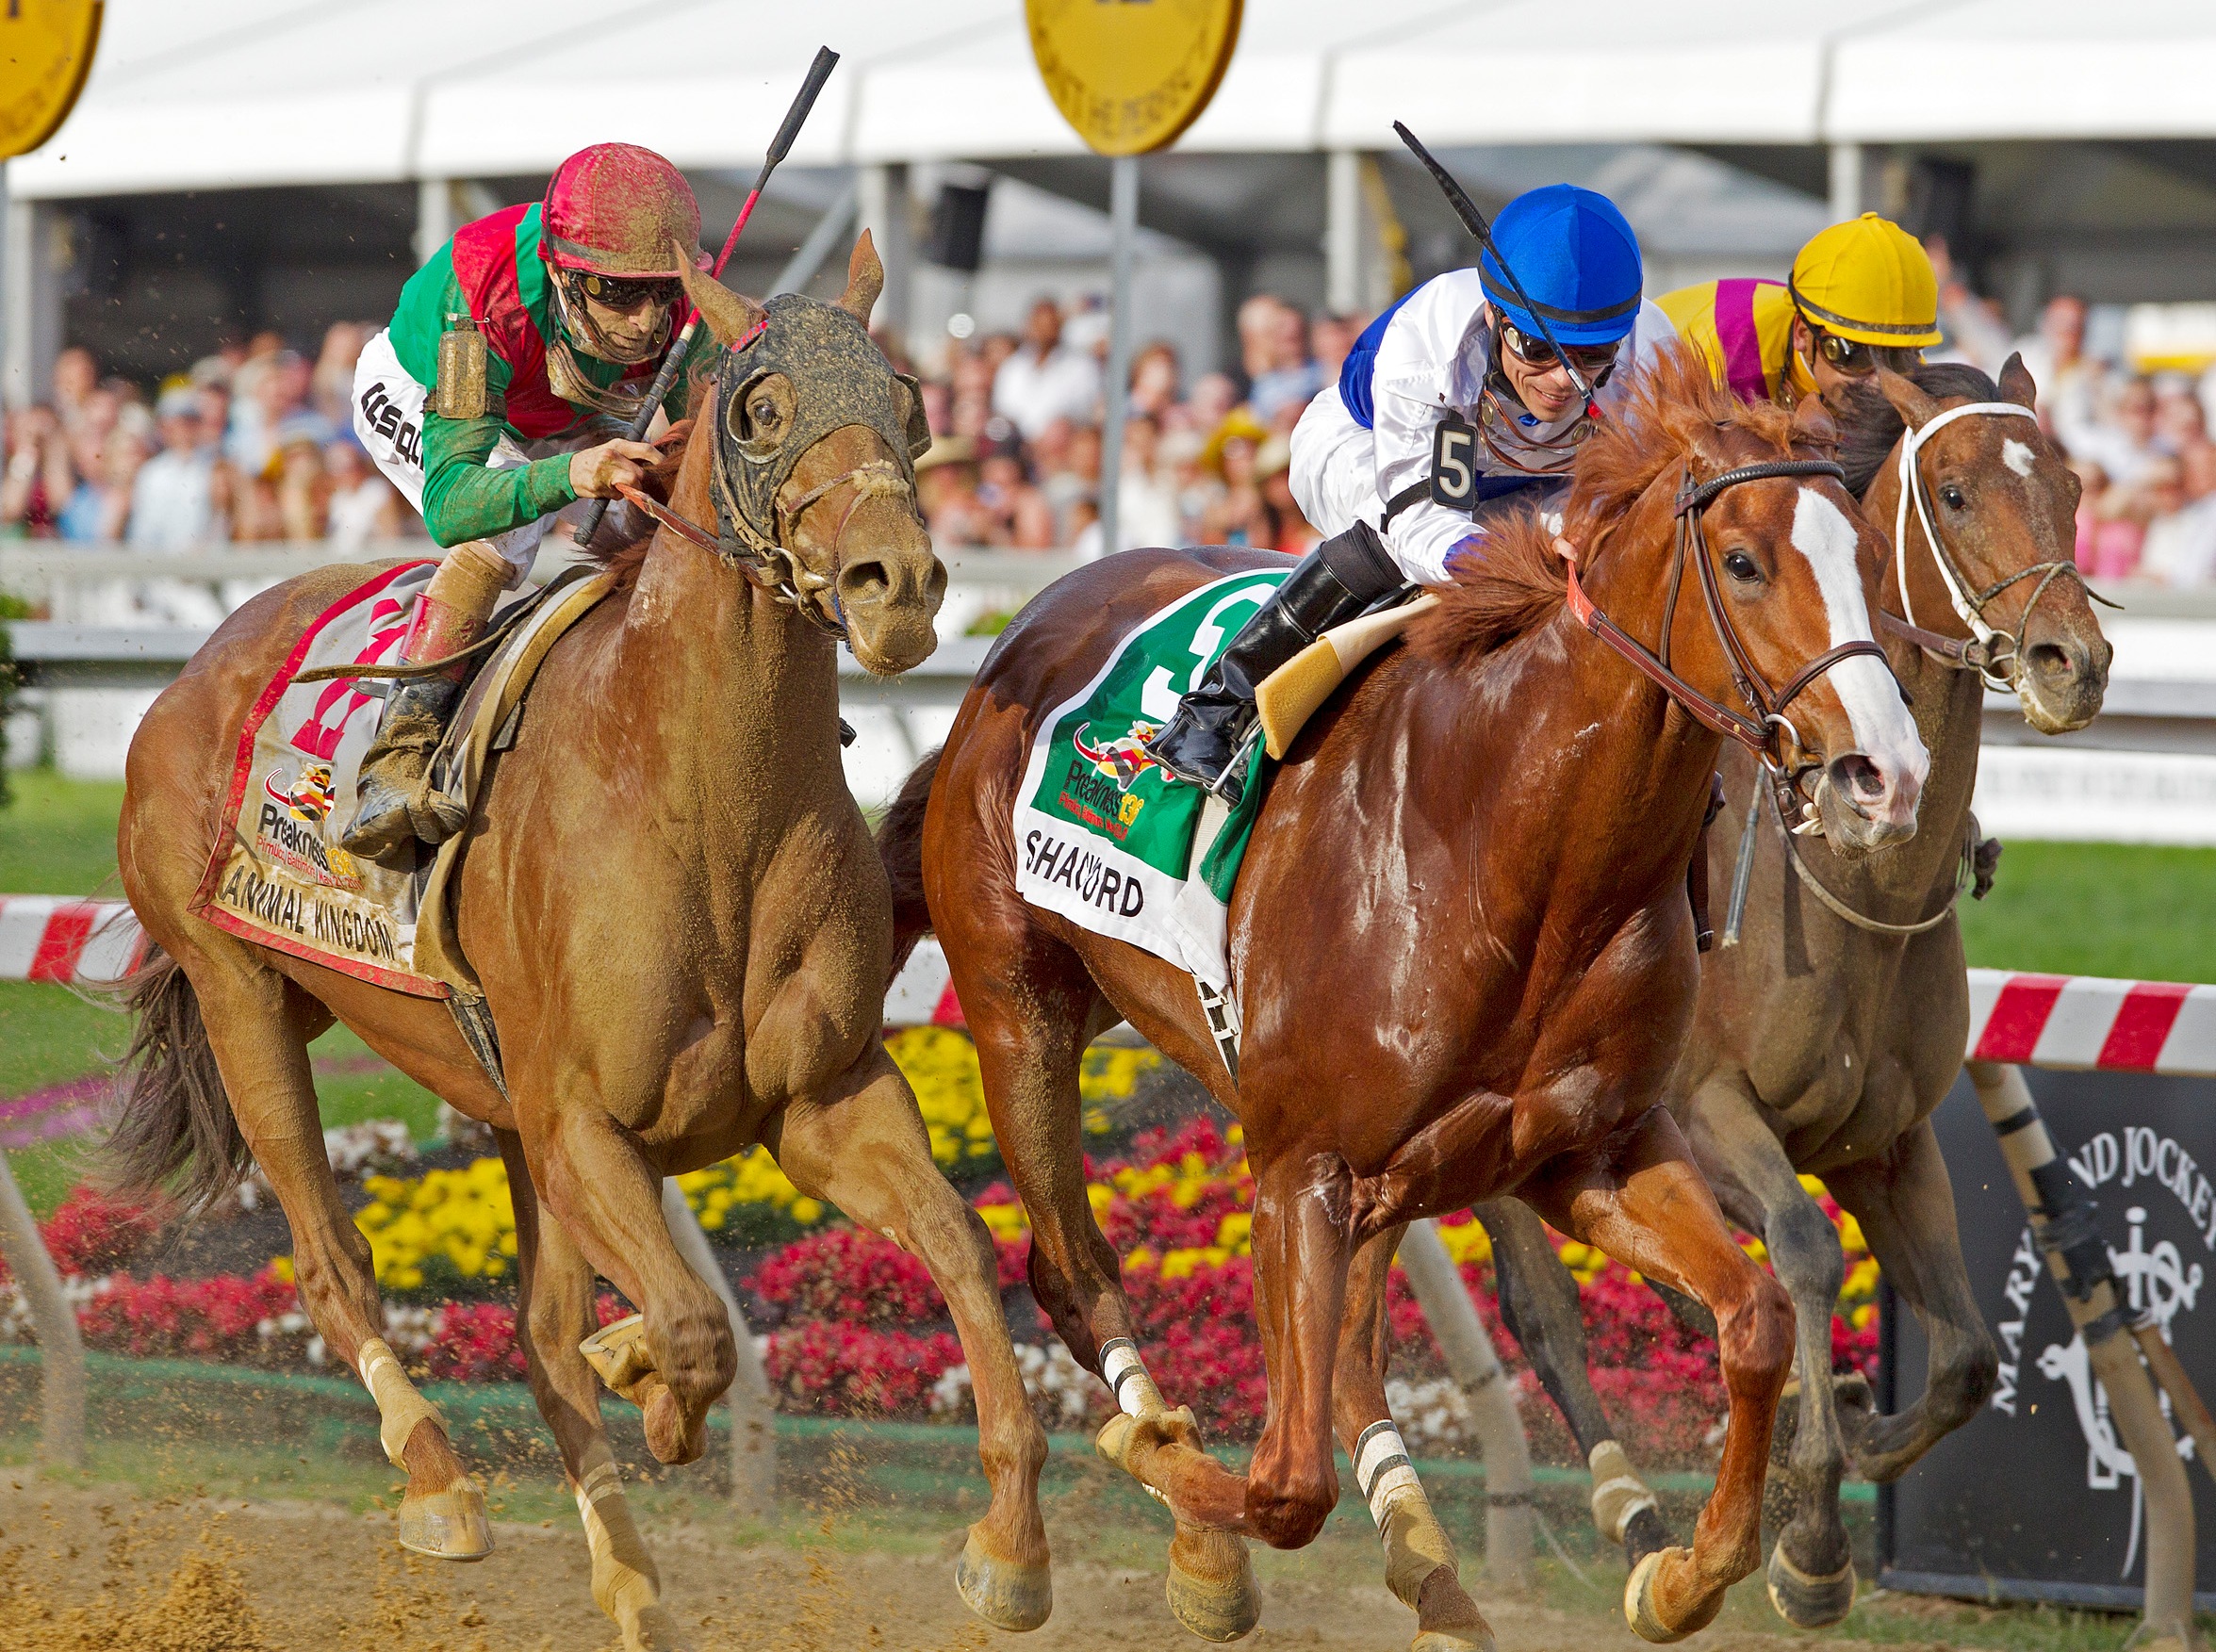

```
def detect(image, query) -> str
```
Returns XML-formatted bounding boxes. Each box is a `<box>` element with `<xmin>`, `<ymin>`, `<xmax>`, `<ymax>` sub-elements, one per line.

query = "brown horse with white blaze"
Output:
<box><xmin>105</xmin><ymin>238</ymin><xmax>1055</xmax><ymax>1652</ymax></box>
<box><xmin>878</xmin><ymin>349</ymin><xmax>1928</xmax><ymax>1647</ymax></box>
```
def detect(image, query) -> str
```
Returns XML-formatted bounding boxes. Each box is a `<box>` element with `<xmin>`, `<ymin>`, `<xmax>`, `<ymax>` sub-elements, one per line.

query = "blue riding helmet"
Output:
<box><xmin>1479</xmin><ymin>184</ymin><xmax>1643</xmax><ymax>348</ymax></box>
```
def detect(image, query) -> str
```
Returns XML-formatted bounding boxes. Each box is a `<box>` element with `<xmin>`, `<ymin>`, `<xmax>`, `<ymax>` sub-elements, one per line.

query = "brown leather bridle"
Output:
<box><xmin>1559</xmin><ymin>458</ymin><xmax>1895</xmax><ymax>785</ymax></box>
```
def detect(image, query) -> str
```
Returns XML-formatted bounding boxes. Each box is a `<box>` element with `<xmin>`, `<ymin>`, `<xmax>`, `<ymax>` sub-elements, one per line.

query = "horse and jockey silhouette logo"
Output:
<box><xmin>1072</xmin><ymin>720</ymin><xmax>1163</xmax><ymax>794</ymax></box>
<box><xmin>1996</xmin><ymin>1121</ymin><xmax>2213</xmax><ymax>1578</ymax></box>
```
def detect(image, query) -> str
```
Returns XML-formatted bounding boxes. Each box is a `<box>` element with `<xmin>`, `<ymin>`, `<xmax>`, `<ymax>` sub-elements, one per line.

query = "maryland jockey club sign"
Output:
<box><xmin>1887</xmin><ymin>1071</ymin><xmax>2216</xmax><ymax>1609</ymax></box>
<box><xmin>0</xmin><ymin>0</ymin><xmax>101</xmax><ymax>159</ymax></box>
<box><xmin>1026</xmin><ymin>0</ymin><xmax>1241</xmax><ymax>156</ymax></box>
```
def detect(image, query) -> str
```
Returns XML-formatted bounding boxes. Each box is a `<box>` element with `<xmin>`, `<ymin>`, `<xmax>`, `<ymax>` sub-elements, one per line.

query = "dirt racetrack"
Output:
<box><xmin>0</xmin><ymin>1474</ymin><xmax>2020</xmax><ymax>1652</ymax></box>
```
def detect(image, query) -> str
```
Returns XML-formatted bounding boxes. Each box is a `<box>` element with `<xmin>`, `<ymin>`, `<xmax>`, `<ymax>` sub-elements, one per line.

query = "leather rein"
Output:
<box><xmin>1559</xmin><ymin>457</ymin><xmax>1891</xmax><ymax>790</ymax></box>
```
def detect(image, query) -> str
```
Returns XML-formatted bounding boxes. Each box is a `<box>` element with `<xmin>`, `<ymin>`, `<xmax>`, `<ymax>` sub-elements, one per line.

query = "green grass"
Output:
<box><xmin>1958</xmin><ymin>840</ymin><xmax>2216</xmax><ymax>983</ymax></box>
<box><xmin>0</xmin><ymin>769</ymin><xmax>124</xmax><ymax>895</ymax></box>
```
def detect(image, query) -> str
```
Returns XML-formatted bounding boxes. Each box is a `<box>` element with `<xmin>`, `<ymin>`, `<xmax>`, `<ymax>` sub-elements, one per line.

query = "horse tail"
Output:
<box><xmin>103</xmin><ymin>945</ymin><xmax>250</xmax><ymax>1213</ymax></box>
<box><xmin>876</xmin><ymin>747</ymin><xmax>941</xmax><ymax>983</ymax></box>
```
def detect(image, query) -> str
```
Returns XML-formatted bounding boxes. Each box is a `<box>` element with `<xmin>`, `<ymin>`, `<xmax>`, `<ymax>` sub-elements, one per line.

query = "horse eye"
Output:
<box><xmin>749</xmin><ymin>398</ymin><xmax>780</xmax><ymax>433</ymax></box>
<box><xmin>1941</xmin><ymin>483</ymin><xmax>1966</xmax><ymax>510</ymax></box>
<box><xmin>1724</xmin><ymin>550</ymin><xmax>1761</xmax><ymax>582</ymax></box>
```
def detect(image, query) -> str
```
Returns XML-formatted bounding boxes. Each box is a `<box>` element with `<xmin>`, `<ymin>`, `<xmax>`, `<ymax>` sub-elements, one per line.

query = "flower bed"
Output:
<box><xmin>0</xmin><ymin>1031</ymin><xmax>1880</xmax><ymax>1466</ymax></box>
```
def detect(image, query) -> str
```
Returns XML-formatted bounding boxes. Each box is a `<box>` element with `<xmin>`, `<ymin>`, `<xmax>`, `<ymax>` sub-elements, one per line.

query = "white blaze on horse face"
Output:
<box><xmin>2004</xmin><ymin>439</ymin><xmax>2036</xmax><ymax>478</ymax></box>
<box><xmin>1787</xmin><ymin>488</ymin><xmax>1929</xmax><ymax>796</ymax></box>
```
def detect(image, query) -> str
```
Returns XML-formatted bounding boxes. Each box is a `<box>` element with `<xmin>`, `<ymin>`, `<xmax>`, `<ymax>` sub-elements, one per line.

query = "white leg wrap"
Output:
<box><xmin>1353</xmin><ymin>1418</ymin><xmax>1422</xmax><ymax>1529</ymax></box>
<box><xmin>574</xmin><ymin>1441</ymin><xmax>664</xmax><ymax>1624</ymax></box>
<box><xmin>1589</xmin><ymin>1439</ymin><xmax>1660</xmax><ymax>1544</ymax></box>
<box><xmin>1099</xmin><ymin>1337</ymin><xmax>1167</xmax><ymax>1418</ymax></box>
<box><xmin>359</xmin><ymin>1336</ymin><xmax>446</xmax><ymax>1469</ymax></box>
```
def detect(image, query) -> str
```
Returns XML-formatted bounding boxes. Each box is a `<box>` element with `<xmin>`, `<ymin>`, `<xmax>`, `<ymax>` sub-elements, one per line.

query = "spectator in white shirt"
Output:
<box><xmin>992</xmin><ymin>299</ymin><xmax>1100</xmax><ymax>441</ymax></box>
<box><xmin>128</xmin><ymin>387</ymin><xmax>219</xmax><ymax>550</ymax></box>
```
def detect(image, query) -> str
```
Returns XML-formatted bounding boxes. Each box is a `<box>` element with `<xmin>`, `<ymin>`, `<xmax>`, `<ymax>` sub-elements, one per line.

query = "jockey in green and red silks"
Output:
<box><xmin>343</xmin><ymin>141</ymin><xmax>720</xmax><ymax>867</ymax></box>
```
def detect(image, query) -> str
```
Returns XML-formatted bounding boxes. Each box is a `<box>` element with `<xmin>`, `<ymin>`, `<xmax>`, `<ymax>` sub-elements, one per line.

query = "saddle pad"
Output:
<box><xmin>410</xmin><ymin>566</ymin><xmax>618</xmax><ymax>997</ymax></box>
<box><xmin>197</xmin><ymin>560</ymin><xmax>448</xmax><ymax>994</ymax></box>
<box><xmin>1013</xmin><ymin>569</ymin><xmax>1287</xmax><ymax>992</ymax></box>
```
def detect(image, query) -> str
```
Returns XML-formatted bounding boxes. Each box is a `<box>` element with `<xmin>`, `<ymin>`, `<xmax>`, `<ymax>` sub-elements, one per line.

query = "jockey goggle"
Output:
<box><xmin>1813</xmin><ymin>328</ymin><xmax>1877</xmax><ymax>375</ymax></box>
<box><xmin>1499</xmin><ymin>322</ymin><xmax>1618</xmax><ymax>387</ymax></box>
<box><xmin>576</xmin><ymin>270</ymin><xmax>684</xmax><ymax>313</ymax></box>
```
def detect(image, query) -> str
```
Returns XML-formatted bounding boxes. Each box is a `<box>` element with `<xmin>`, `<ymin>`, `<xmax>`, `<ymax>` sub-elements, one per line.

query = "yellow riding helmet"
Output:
<box><xmin>1788</xmin><ymin>213</ymin><xmax>1942</xmax><ymax>350</ymax></box>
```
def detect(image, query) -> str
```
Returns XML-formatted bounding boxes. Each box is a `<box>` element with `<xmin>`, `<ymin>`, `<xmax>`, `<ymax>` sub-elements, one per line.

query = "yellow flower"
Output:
<box><xmin>1435</xmin><ymin>1219</ymin><xmax>1491</xmax><ymax>1267</ymax></box>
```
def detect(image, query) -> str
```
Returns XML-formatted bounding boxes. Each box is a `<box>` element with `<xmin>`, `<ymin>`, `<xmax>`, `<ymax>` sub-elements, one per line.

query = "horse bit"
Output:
<box><xmin>1560</xmin><ymin>456</ymin><xmax>1893</xmax><ymax>816</ymax></box>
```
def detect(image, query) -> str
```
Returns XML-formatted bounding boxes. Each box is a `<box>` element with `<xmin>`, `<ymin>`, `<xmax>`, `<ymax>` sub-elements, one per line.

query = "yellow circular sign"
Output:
<box><xmin>0</xmin><ymin>0</ymin><xmax>102</xmax><ymax>161</ymax></box>
<box><xmin>1026</xmin><ymin>0</ymin><xmax>1241</xmax><ymax>157</ymax></box>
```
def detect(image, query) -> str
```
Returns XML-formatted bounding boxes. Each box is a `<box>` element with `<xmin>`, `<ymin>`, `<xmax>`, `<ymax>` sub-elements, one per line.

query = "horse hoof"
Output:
<box><xmin>1622</xmin><ymin>1548</ymin><xmax>1707</xmax><ymax>1644</ymax></box>
<box><xmin>1096</xmin><ymin>1412</ymin><xmax>1137</xmax><ymax>1468</ymax></box>
<box><xmin>1409</xmin><ymin>1567</ymin><xmax>1493</xmax><ymax>1652</ymax></box>
<box><xmin>1167</xmin><ymin>1527</ymin><xmax>1259</xmax><ymax>1643</ymax></box>
<box><xmin>397</xmin><ymin>1478</ymin><xmax>493</xmax><ymax>1562</ymax></box>
<box><xmin>1412</xmin><ymin>1631</ymin><xmax>1494</xmax><ymax>1652</ymax></box>
<box><xmin>957</xmin><ymin>1527</ymin><xmax>1053</xmax><ymax>1631</ymax></box>
<box><xmin>1766</xmin><ymin>1541</ymin><xmax>1856</xmax><ymax>1628</ymax></box>
<box><xmin>642</xmin><ymin>1384</ymin><xmax>706</xmax><ymax>1466</ymax></box>
<box><xmin>626</xmin><ymin>1602</ymin><xmax>695</xmax><ymax>1651</ymax></box>
<box><xmin>581</xmin><ymin>1313</ymin><xmax>655</xmax><ymax>1398</ymax></box>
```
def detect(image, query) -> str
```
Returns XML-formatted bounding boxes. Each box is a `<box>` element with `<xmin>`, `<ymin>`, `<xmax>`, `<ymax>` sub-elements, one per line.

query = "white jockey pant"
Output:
<box><xmin>353</xmin><ymin>328</ymin><xmax>596</xmax><ymax>583</ymax></box>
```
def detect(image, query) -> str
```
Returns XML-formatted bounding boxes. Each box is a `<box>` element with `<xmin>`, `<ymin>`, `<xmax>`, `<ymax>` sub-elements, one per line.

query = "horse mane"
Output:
<box><xmin>575</xmin><ymin>374</ymin><xmax>715</xmax><ymax>588</ymax></box>
<box><xmin>1833</xmin><ymin>361</ymin><xmax>2003</xmax><ymax>499</ymax></box>
<box><xmin>1409</xmin><ymin>341</ymin><xmax>1802</xmax><ymax>668</ymax></box>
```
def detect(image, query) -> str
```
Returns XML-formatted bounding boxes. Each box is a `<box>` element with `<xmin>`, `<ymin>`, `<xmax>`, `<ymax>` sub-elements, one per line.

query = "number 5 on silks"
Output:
<box><xmin>1430</xmin><ymin>414</ymin><xmax>1477</xmax><ymax>510</ymax></box>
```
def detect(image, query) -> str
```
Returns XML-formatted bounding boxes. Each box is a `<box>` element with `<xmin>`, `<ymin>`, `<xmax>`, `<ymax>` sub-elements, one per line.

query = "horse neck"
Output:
<box><xmin>1847</xmin><ymin>455</ymin><xmax>1989</xmax><ymax>902</ymax></box>
<box><xmin>616</xmin><ymin>439</ymin><xmax>845</xmax><ymax>799</ymax></box>
<box><xmin>1405</xmin><ymin>483</ymin><xmax>1724</xmax><ymax>926</ymax></box>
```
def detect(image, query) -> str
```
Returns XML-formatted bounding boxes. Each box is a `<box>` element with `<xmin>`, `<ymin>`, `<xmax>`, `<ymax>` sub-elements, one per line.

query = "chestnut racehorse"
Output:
<box><xmin>878</xmin><ymin>350</ymin><xmax>1929</xmax><ymax>1648</ymax></box>
<box><xmin>106</xmin><ymin>240</ymin><xmax>1053</xmax><ymax>1652</ymax></box>
<box><xmin>1466</xmin><ymin>355</ymin><xmax>2111</xmax><ymax>1627</ymax></box>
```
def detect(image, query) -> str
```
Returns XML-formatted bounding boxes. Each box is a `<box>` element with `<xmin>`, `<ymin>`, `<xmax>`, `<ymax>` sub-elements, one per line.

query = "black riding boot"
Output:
<box><xmin>341</xmin><ymin>675</ymin><xmax>468</xmax><ymax>867</ymax></box>
<box><xmin>1145</xmin><ymin>521</ymin><xmax>1405</xmax><ymax>802</ymax></box>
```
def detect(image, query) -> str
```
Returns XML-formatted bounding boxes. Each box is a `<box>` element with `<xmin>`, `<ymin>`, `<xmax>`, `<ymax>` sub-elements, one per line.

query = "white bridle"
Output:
<box><xmin>1893</xmin><ymin>398</ymin><xmax>2085</xmax><ymax>693</ymax></box>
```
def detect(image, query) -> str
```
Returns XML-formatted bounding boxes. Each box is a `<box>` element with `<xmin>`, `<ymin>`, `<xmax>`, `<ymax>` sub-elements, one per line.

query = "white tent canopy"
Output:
<box><xmin>18</xmin><ymin>0</ymin><xmax>2216</xmax><ymax>200</ymax></box>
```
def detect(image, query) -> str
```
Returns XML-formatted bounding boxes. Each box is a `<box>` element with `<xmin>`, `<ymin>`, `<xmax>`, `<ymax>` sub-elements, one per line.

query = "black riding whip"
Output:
<box><xmin>1391</xmin><ymin>121</ymin><xmax>1599</xmax><ymax>415</ymax></box>
<box><xmin>573</xmin><ymin>45</ymin><xmax>841</xmax><ymax>547</ymax></box>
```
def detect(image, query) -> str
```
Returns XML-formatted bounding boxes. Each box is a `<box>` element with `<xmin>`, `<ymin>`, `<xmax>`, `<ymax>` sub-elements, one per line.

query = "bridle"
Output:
<box><xmin>1887</xmin><ymin>400</ymin><xmax>2106</xmax><ymax>691</ymax></box>
<box><xmin>1560</xmin><ymin>457</ymin><xmax>1893</xmax><ymax>810</ymax></box>
<box><xmin>615</xmin><ymin>409</ymin><xmax>919</xmax><ymax>648</ymax></box>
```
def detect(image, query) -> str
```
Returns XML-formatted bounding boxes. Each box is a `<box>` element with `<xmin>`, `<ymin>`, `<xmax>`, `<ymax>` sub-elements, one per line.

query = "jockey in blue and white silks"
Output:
<box><xmin>1147</xmin><ymin>184</ymin><xmax>1674</xmax><ymax>801</ymax></box>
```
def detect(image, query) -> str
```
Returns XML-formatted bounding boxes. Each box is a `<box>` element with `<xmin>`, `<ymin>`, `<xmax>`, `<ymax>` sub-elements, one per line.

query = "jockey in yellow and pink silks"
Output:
<box><xmin>1657</xmin><ymin>214</ymin><xmax>1942</xmax><ymax>410</ymax></box>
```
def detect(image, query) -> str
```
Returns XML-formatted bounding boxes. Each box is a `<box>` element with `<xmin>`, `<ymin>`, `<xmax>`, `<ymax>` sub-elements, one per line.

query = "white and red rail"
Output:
<box><xmin>5</xmin><ymin>896</ymin><xmax>2211</xmax><ymax>1072</ymax></box>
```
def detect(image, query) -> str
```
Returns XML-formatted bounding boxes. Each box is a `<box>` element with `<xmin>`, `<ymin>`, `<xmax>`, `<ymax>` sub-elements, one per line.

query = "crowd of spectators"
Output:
<box><xmin>1928</xmin><ymin>242</ymin><xmax>2216</xmax><ymax>588</ymax></box>
<box><xmin>906</xmin><ymin>291</ymin><xmax>1370</xmax><ymax>561</ymax></box>
<box><xmin>13</xmin><ymin>245</ymin><xmax>2216</xmax><ymax>594</ymax></box>
<box><xmin>2</xmin><ymin>328</ymin><xmax>411</xmax><ymax>554</ymax></box>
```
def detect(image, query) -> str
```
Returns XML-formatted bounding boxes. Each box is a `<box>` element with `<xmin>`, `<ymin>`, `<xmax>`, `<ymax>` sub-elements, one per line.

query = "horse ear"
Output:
<box><xmin>1791</xmin><ymin>394</ymin><xmax>1838</xmax><ymax>450</ymax></box>
<box><xmin>839</xmin><ymin>230</ymin><xmax>884</xmax><ymax>325</ymax></box>
<box><xmin>1997</xmin><ymin>350</ymin><xmax>2040</xmax><ymax>412</ymax></box>
<box><xmin>1875</xmin><ymin>367</ymin><xmax>1942</xmax><ymax>432</ymax></box>
<box><xmin>673</xmin><ymin>242</ymin><xmax>764</xmax><ymax>348</ymax></box>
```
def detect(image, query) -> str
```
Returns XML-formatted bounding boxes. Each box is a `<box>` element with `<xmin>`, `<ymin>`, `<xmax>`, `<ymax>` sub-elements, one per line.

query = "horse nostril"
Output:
<box><xmin>837</xmin><ymin>558</ymin><xmax>894</xmax><ymax>606</ymax></box>
<box><xmin>2026</xmin><ymin>640</ymin><xmax>2076</xmax><ymax>682</ymax></box>
<box><xmin>1829</xmin><ymin>752</ymin><xmax>1886</xmax><ymax>804</ymax></box>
